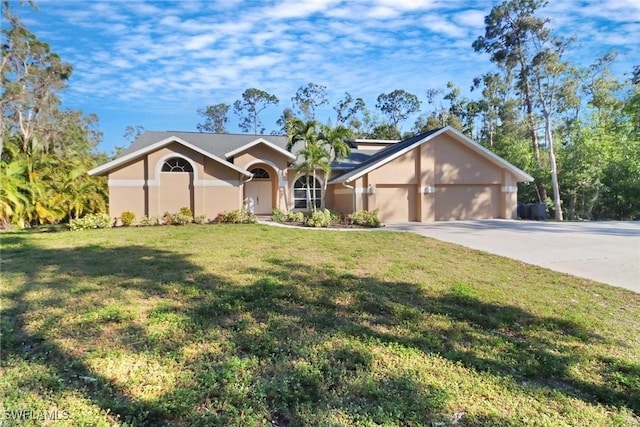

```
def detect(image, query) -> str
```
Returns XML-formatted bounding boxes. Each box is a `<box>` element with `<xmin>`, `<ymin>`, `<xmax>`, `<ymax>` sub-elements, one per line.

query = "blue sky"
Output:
<box><xmin>15</xmin><ymin>0</ymin><xmax>640</xmax><ymax>155</ymax></box>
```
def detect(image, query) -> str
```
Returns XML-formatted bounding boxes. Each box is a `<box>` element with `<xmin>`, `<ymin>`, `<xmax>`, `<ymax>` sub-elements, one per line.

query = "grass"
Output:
<box><xmin>1</xmin><ymin>224</ymin><xmax>639</xmax><ymax>426</ymax></box>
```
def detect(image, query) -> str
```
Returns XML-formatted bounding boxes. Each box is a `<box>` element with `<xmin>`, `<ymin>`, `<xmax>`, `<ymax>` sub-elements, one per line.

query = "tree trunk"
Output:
<box><xmin>544</xmin><ymin>112</ymin><xmax>563</xmax><ymax>220</ymax></box>
<box><xmin>305</xmin><ymin>173</ymin><xmax>312</xmax><ymax>213</ymax></box>
<box><xmin>519</xmin><ymin>65</ymin><xmax>547</xmax><ymax>203</ymax></box>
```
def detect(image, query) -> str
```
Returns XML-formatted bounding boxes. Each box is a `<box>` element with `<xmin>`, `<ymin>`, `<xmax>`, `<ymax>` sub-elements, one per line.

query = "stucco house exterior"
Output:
<box><xmin>88</xmin><ymin>126</ymin><xmax>534</xmax><ymax>223</ymax></box>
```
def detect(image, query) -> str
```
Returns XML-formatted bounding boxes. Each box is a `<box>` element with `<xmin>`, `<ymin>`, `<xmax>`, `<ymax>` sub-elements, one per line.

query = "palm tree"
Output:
<box><xmin>0</xmin><ymin>157</ymin><xmax>30</xmax><ymax>227</ymax></box>
<box><xmin>51</xmin><ymin>160</ymin><xmax>107</xmax><ymax>221</ymax></box>
<box><xmin>287</xmin><ymin>119</ymin><xmax>354</xmax><ymax>212</ymax></box>
<box><xmin>296</xmin><ymin>140</ymin><xmax>330</xmax><ymax>211</ymax></box>
<box><xmin>287</xmin><ymin>118</ymin><xmax>319</xmax><ymax>211</ymax></box>
<box><xmin>318</xmin><ymin>124</ymin><xmax>353</xmax><ymax>207</ymax></box>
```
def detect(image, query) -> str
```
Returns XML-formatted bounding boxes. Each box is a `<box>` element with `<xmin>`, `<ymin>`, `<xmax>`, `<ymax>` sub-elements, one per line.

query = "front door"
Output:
<box><xmin>245</xmin><ymin>180</ymin><xmax>272</xmax><ymax>214</ymax></box>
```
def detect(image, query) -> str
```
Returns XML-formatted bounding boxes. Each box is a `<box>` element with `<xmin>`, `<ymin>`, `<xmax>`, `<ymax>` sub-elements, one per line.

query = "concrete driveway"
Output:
<box><xmin>384</xmin><ymin>220</ymin><xmax>640</xmax><ymax>293</ymax></box>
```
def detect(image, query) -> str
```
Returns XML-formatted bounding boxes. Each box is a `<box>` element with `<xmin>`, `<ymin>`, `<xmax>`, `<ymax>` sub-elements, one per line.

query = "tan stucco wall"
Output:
<box><xmin>234</xmin><ymin>144</ymin><xmax>290</xmax><ymax>173</ymax></box>
<box><xmin>159</xmin><ymin>173</ymin><xmax>192</xmax><ymax>214</ymax></box>
<box><xmin>353</xmin><ymin>134</ymin><xmax>518</xmax><ymax>222</ymax></box>
<box><xmin>109</xmin><ymin>186</ymin><xmax>146</xmax><ymax>220</ymax></box>
<box><xmin>434</xmin><ymin>134</ymin><xmax>501</xmax><ymax>185</ymax></box>
<box><xmin>110</xmin><ymin>158</ymin><xmax>146</xmax><ymax>180</ymax></box>
<box><xmin>330</xmin><ymin>184</ymin><xmax>353</xmax><ymax>215</ymax></box>
<box><xmin>201</xmin><ymin>186</ymin><xmax>242</xmax><ymax>217</ymax></box>
<box><xmin>108</xmin><ymin>142</ymin><xmax>245</xmax><ymax>222</ymax></box>
<box><xmin>368</xmin><ymin>149</ymin><xmax>418</xmax><ymax>184</ymax></box>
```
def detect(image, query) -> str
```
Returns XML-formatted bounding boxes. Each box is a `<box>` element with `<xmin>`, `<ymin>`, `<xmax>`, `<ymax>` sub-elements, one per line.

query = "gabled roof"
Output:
<box><xmin>88</xmin><ymin>131</ymin><xmax>289</xmax><ymax>177</ymax></box>
<box><xmin>88</xmin><ymin>134</ymin><xmax>252</xmax><ymax>177</ymax></box>
<box><xmin>329</xmin><ymin>126</ymin><xmax>534</xmax><ymax>184</ymax></box>
<box><xmin>224</xmin><ymin>137</ymin><xmax>296</xmax><ymax>160</ymax></box>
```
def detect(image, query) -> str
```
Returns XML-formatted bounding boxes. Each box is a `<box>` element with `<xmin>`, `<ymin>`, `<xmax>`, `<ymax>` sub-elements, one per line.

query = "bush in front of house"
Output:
<box><xmin>306</xmin><ymin>209</ymin><xmax>333</xmax><ymax>228</ymax></box>
<box><xmin>170</xmin><ymin>207</ymin><xmax>193</xmax><ymax>225</ymax></box>
<box><xmin>271</xmin><ymin>208</ymin><xmax>287</xmax><ymax>223</ymax></box>
<box><xmin>69</xmin><ymin>213</ymin><xmax>111</xmax><ymax>231</ymax></box>
<box><xmin>348</xmin><ymin>209</ymin><xmax>381</xmax><ymax>227</ymax></box>
<box><xmin>120</xmin><ymin>211</ymin><xmax>135</xmax><ymax>227</ymax></box>
<box><xmin>219</xmin><ymin>208</ymin><xmax>257</xmax><ymax>224</ymax></box>
<box><xmin>139</xmin><ymin>215</ymin><xmax>162</xmax><ymax>226</ymax></box>
<box><xmin>287</xmin><ymin>211</ymin><xmax>305</xmax><ymax>222</ymax></box>
<box><xmin>272</xmin><ymin>208</ymin><xmax>306</xmax><ymax>223</ymax></box>
<box><xmin>193</xmin><ymin>214</ymin><xmax>208</xmax><ymax>224</ymax></box>
<box><xmin>171</xmin><ymin>212</ymin><xmax>193</xmax><ymax>225</ymax></box>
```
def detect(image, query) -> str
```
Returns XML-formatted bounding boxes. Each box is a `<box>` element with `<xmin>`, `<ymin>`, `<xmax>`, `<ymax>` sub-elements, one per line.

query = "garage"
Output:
<box><xmin>327</xmin><ymin>127</ymin><xmax>534</xmax><ymax>222</ymax></box>
<box><xmin>375</xmin><ymin>185</ymin><xmax>417</xmax><ymax>222</ymax></box>
<box><xmin>434</xmin><ymin>185</ymin><xmax>500</xmax><ymax>220</ymax></box>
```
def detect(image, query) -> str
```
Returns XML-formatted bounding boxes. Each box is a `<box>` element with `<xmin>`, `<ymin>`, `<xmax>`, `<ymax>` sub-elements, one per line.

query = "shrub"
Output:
<box><xmin>306</xmin><ymin>209</ymin><xmax>333</xmax><ymax>228</ymax></box>
<box><xmin>69</xmin><ymin>213</ymin><xmax>111</xmax><ymax>231</ymax></box>
<box><xmin>193</xmin><ymin>214</ymin><xmax>208</xmax><ymax>225</ymax></box>
<box><xmin>139</xmin><ymin>215</ymin><xmax>162</xmax><ymax>226</ymax></box>
<box><xmin>162</xmin><ymin>211</ymin><xmax>174</xmax><ymax>225</ymax></box>
<box><xmin>220</xmin><ymin>208</ymin><xmax>257</xmax><ymax>224</ymax></box>
<box><xmin>328</xmin><ymin>209</ymin><xmax>343</xmax><ymax>223</ymax></box>
<box><xmin>287</xmin><ymin>211</ymin><xmax>305</xmax><ymax>222</ymax></box>
<box><xmin>171</xmin><ymin>212</ymin><xmax>193</xmax><ymax>225</ymax></box>
<box><xmin>271</xmin><ymin>208</ymin><xmax>287</xmax><ymax>223</ymax></box>
<box><xmin>179</xmin><ymin>207</ymin><xmax>193</xmax><ymax>217</ymax></box>
<box><xmin>120</xmin><ymin>211</ymin><xmax>135</xmax><ymax>227</ymax></box>
<box><xmin>348</xmin><ymin>209</ymin><xmax>381</xmax><ymax>227</ymax></box>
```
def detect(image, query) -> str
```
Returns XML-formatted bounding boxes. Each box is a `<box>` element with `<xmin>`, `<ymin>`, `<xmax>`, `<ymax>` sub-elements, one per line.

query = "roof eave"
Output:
<box><xmin>88</xmin><ymin>135</ymin><xmax>251</xmax><ymax>177</ymax></box>
<box><xmin>224</xmin><ymin>138</ymin><xmax>296</xmax><ymax>160</ymax></box>
<box><xmin>329</xmin><ymin>126</ymin><xmax>534</xmax><ymax>184</ymax></box>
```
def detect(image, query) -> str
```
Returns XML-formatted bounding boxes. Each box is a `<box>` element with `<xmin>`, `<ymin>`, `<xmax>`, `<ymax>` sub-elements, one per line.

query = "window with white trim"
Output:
<box><xmin>250</xmin><ymin>167</ymin><xmax>270</xmax><ymax>179</ymax></box>
<box><xmin>293</xmin><ymin>176</ymin><xmax>321</xmax><ymax>209</ymax></box>
<box><xmin>162</xmin><ymin>157</ymin><xmax>193</xmax><ymax>172</ymax></box>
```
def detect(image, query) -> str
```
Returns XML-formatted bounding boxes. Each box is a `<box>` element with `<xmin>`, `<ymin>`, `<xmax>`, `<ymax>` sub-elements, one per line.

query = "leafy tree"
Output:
<box><xmin>292</xmin><ymin>82</ymin><xmax>328</xmax><ymax>121</ymax></box>
<box><xmin>274</xmin><ymin>107</ymin><xmax>295</xmax><ymax>135</ymax></box>
<box><xmin>414</xmin><ymin>83</ymin><xmax>466</xmax><ymax>134</ymax></box>
<box><xmin>530</xmin><ymin>35</ymin><xmax>576</xmax><ymax>220</ymax></box>
<box><xmin>558</xmin><ymin>53</ymin><xmax>623</xmax><ymax>219</ymax></box>
<box><xmin>196</xmin><ymin>103</ymin><xmax>229</xmax><ymax>133</ymax></box>
<box><xmin>0</xmin><ymin>153</ymin><xmax>29</xmax><ymax>227</ymax></box>
<box><xmin>1</xmin><ymin>1</ymin><xmax>72</xmax><ymax>158</ymax></box>
<box><xmin>0</xmin><ymin>2</ymin><xmax>107</xmax><ymax>227</ymax></box>
<box><xmin>286</xmin><ymin>118</ymin><xmax>321</xmax><ymax>211</ymax></box>
<box><xmin>317</xmin><ymin>124</ymin><xmax>352</xmax><ymax>206</ymax></box>
<box><xmin>296</xmin><ymin>139</ymin><xmax>329</xmax><ymax>211</ymax></box>
<box><xmin>286</xmin><ymin>119</ymin><xmax>353</xmax><ymax>211</ymax></box>
<box><xmin>123</xmin><ymin>125</ymin><xmax>145</xmax><ymax>143</ymax></box>
<box><xmin>375</xmin><ymin>89</ymin><xmax>420</xmax><ymax>138</ymax></box>
<box><xmin>233</xmin><ymin>88</ymin><xmax>279</xmax><ymax>134</ymax></box>
<box><xmin>473</xmin><ymin>0</ymin><xmax>549</xmax><ymax>202</ymax></box>
<box><xmin>333</xmin><ymin>92</ymin><xmax>367</xmax><ymax>129</ymax></box>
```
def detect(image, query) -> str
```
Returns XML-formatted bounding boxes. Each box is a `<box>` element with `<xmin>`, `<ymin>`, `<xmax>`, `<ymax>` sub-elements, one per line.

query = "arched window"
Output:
<box><xmin>293</xmin><ymin>176</ymin><xmax>322</xmax><ymax>209</ymax></box>
<box><xmin>250</xmin><ymin>167</ymin><xmax>270</xmax><ymax>179</ymax></box>
<box><xmin>162</xmin><ymin>157</ymin><xmax>193</xmax><ymax>172</ymax></box>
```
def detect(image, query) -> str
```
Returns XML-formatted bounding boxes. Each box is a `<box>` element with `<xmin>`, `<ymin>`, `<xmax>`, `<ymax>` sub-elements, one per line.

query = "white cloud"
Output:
<box><xmin>264</xmin><ymin>0</ymin><xmax>342</xmax><ymax>19</ymax></box>
<box><xmin>184</xmin><ymin>34</ymin><xmax>219</xmax><ymax>50</ymax></box>
<box><xmin>15</xmin><ymin>0</ymin><xmax>639</xmax><ymax>150</ymax></box>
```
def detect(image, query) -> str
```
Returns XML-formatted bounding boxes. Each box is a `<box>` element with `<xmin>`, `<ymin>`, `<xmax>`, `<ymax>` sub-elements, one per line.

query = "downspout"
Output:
<box><xmin>240</xmin><ymin>172</ymin><xmax>254</xmax><ymax>210</ymax></box>
<box><xmin>342</xmin><ymin>181</ymin><xmax>356</xmax><ymax>214</ymax></box>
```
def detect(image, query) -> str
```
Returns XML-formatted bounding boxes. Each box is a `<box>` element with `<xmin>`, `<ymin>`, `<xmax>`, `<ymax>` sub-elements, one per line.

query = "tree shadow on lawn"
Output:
<box><xmin>1</xmin><ymin>238</ymin><xmax>638</xmax><ymax>425</ymax></box>
<box><xmin>220</xmin><ymin>259</ymin><xmax>640</xmax><ymax>415</ymax></box>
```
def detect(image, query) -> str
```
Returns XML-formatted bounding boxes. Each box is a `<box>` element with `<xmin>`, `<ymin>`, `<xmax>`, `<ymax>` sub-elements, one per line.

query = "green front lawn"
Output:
<box><xmin>1</xmin><ymin>225</ymin><xmax>639</xmax><ymax>426</ymax></box>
